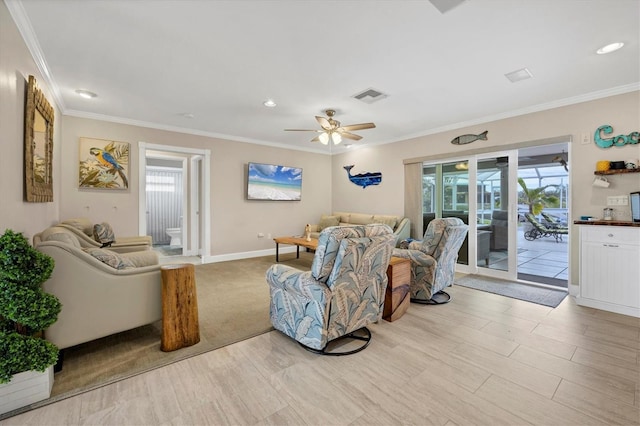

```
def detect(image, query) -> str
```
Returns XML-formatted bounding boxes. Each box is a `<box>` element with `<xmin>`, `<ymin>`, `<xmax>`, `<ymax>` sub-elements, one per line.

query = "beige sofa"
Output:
<box><xmin>33</xmin><ymin>226</ymin><xmax>162</xmax><ymax>350</ymax></box>
<box><xmin>307</xmin><ymin>211</ymin><xmax>410</xmax><ymax>246</ymax></box>
<box><xmin>58</xmin><ymin>217</ymin><xmax>152</xmax><ymax>253</ymax></box>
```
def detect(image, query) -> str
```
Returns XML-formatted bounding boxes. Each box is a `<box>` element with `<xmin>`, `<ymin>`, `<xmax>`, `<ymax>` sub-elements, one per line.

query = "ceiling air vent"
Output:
<box><xmin>429</xmin><ymin>0</ymin><xmax>468</xmax><ymax>14</ymax></box>
<box><xmin>352</xmin><ymin>88</ymin><xmax>388</xmax><ymax>104</ymax></box>
<box><xmin>505</xmin><ymin>68</ymin><xmax>533</xmax><ymax>83</ymax></box>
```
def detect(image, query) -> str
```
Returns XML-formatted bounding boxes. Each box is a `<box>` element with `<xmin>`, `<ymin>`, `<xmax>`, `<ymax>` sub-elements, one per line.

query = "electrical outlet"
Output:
<box><xmin>581</xmin><ymin>132</ymin><xmax>590</xmax><ymax>145</ymax></box>
<box><xmin>267</xmin><ymin>233</ymin><xmax>271</xmax><ymax>239</ymax></box>
<box><xmin>607</xmin><ymin>195</ymin><xmax>629</xmax><ymax>206</ymax></box>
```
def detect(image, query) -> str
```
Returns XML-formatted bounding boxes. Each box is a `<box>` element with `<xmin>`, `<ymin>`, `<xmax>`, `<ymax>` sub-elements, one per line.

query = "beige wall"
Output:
<box><xmin>3</xmin><ymin>0</ymin><xmax>639</xmax><ymax>281</ymax></box>
<box><xmin>61</xmin><ymin>116</ymin><xmax>331</xmax><ymax>257</ymax></box>
<box><xmin>332</xmin><ymin>91</ymin><xmax>640</xmax><ymax>285</ymax></box>
<box><xmin>0</xmin><ymin>2</ymin><xmax>61</xmax><ymax>240</ymax></box>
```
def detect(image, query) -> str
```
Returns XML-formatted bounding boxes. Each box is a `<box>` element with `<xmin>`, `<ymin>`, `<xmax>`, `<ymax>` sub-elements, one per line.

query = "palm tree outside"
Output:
<box><xmin>518</xmin><ymin>178</ymin><xmax>559</xmax><ymax>215</ymax></box>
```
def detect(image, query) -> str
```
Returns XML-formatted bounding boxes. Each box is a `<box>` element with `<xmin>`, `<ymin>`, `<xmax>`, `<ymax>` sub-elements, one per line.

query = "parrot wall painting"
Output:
<box><xmin>79</xmin><ymin>137</ymin><xmax>130</xmax><ymax>189</ymax></box>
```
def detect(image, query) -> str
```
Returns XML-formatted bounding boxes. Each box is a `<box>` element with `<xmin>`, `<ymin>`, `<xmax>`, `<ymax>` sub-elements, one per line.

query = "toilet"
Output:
<box><xmin>166</xmin><ymin>228</ymin><xmax>182</xmax><ymax>247</ymax></box>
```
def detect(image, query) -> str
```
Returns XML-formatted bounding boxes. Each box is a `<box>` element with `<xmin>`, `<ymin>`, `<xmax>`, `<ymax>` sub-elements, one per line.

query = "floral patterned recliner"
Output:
<box><xmin>392</xmin><ymin>218</ymin><xmax>468</xmax><ymax>304</ymax></box>
<box><xmin>266</xmin><ymin>224</ymin><xmax>395</xmax><ymax>354</ymax></box>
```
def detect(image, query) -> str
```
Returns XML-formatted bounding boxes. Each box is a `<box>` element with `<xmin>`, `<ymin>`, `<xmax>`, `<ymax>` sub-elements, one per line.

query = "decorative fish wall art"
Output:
<box><xmin>451</xmin><ymin>130</ymin><xmax>488</xmax><ymax>145</ymax></box>
<box><xmin>344</xmin><ymin>165</ymin><xmax>382</xmax><ymax>188</ymax></box>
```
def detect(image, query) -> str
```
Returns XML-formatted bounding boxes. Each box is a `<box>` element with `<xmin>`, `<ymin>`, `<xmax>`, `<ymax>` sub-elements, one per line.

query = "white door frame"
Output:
<box><xmin>138</xmin><ymin>142</ymin><xmax>211</xmax><ymax>260</ymax></box>
<box><xmin>473</xmin><ymin>150</ymin><xmax>519</xmax><ymax>281</ymax></box>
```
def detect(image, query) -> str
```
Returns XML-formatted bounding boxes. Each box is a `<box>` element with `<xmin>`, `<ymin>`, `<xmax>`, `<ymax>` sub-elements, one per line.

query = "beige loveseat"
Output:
<box><xmin>33</xmin><ymin>226</ymin><xmax>162</xmax><ymax>350</ymax></box>
<box><xmin>57</xmin><ymin>217</ymin><xmax>152</xmax><ymax>253</ymax></box>
<box><xmin>307</xmin><ymin>212</ymin><xmax>410</xmax><ymax>246</ymax></box>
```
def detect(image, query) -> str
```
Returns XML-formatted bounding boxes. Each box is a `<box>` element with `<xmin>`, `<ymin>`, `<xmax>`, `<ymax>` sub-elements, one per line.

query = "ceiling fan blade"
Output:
<box><xmin>316</xmin><ymin>116</ymin><xmax>332</xmax><ymax>130</ymax></box>
<box><xmin>340</xmin><ymin>132</ymin><xmax>363</xmax><ymax>141</ymax></box>
<box><xmin>310</xmin><ymin>135</ymin><xmax>321</xmax><ymax>143</ymax></box>
<box><xmin>284</xmin><ymin>129</ymin><xmax>322</xmax><ymax>132</ymax></box>
<box><xmin>340</xmin><ymin>122</ymin><xmax>376</xmax><ymax>131</ymax></box>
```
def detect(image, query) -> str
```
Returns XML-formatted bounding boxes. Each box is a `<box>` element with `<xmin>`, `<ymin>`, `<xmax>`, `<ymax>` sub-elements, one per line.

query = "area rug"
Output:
<box><xmin>456</xmin><ymin>274</ymin><xmax>567</xmax><ymax>308</ymax></box>
<box><xmin>4</xmin><ymin>252</ymin><xmax>313</xmax><ymax>418</ymax></box>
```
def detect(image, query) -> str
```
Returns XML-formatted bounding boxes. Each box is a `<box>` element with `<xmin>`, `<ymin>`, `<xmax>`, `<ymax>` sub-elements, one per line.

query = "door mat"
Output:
<box><xmin>456</xmin><ymin>274</ymin><xmax>567</xmax><ymax>308</ymax></box>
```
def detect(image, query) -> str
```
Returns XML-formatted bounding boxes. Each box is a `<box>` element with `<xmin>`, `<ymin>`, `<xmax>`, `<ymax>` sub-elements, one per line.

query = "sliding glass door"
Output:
<box><xmin>475</xmin><ymin>152</ymin><xmax>518</xmax><ymax>280</ymax></box>
<box><xmin>422</xmin><ymin>151</ymin><xmax>518</xmax><ymax>279</ymax></box>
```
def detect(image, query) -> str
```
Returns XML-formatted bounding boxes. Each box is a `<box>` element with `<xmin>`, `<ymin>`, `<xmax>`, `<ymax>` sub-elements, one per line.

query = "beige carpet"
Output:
<box><xmin>48</xmin><ymin>252</ymin><xmax>314</xmax><ymax>401</ymax></box>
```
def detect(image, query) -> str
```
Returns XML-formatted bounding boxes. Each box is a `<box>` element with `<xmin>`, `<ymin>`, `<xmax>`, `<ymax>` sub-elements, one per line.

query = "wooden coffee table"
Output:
<box><xmin>273</xmin><ymin>236</ymin><xmax>318</xmax><ymax>262</ymax></box>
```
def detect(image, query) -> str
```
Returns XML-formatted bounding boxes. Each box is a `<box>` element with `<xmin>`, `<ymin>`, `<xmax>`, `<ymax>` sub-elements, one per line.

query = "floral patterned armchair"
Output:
<box><xmin>266</xmin><ymin>224</ymin><xmax>395</xmax><ymax>355</ymax></box>
<box><xmin>392</xmin><ymin>218</ymin><xmax>468</xmax><ymax>304</ymax></box>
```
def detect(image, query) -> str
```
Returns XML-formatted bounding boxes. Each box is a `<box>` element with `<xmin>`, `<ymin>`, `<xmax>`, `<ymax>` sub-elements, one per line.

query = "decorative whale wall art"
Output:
<box><xmin>344</xmin><ymin>165</ymin><xmax>382</xmax><ymax>188</ymax></box>
<box><xmin>451</xmin><ymin>130</ymin><xmax>488</xmax><ymax>145</ymax></box>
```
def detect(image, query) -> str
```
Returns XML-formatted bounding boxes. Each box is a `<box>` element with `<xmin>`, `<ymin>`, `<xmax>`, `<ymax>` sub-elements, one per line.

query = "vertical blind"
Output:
<box><xmin>146</xmin><ymin>167</ymin><xmax>183</xmax><ymax>245</ymax></box>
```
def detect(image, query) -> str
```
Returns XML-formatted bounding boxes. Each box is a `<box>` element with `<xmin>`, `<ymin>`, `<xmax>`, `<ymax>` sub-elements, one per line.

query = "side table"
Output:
<box><xmin>383</xmin><ymin>256</ymin><xmax>411</xmax><ymax>322</ymax></box>
<box><xmin>160</xmin><ymin>264</ymin><xmax>200</xmax><ymax>351</ymax></box>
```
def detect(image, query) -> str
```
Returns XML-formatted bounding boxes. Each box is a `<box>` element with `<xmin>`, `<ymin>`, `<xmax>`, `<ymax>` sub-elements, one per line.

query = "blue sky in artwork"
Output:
<box><xmin>249</xmin><ymin>163</ymin><xmax>302</xmax><ymax>186</ymax></box>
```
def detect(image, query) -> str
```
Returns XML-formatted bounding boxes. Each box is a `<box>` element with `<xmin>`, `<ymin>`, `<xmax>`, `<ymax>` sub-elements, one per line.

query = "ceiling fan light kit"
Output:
<box><xmin>285</xmin><ymin>109</ymin><xmax>375</xmax><ymax>145</ymax></box>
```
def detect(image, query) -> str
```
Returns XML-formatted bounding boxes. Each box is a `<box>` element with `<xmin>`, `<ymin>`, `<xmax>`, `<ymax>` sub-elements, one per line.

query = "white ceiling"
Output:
<box><xmin>8</xmin><ymin>0</ymin><xmax>640</xmax><ymax>154</ymax></box>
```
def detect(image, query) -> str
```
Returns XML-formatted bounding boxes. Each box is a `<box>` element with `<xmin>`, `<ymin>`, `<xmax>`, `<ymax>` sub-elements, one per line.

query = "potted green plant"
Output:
<box><xmin>0</xmin><ymin>229</ymin><xmax>61</xmax><ymax>414</ymax></box>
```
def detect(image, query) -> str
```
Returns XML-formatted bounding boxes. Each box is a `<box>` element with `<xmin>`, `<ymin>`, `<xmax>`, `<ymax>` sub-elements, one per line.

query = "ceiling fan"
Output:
<box><xmin>285</xmin><ymin>109</ymin><xmax>376</xmax><ymax>145</ymax></box>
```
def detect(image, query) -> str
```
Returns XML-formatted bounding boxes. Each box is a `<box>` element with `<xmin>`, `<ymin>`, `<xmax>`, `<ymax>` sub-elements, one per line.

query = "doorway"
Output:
<box><xmin>420</xmin><ymin>141</ymin><xmax>569</xmax><ymax>287</ymax></box>
<box><xmin>145</xmin><ymin>156</ymin><xmax>187</xmax><ymax>256</ymax></box>
<box><xmin>138</xmin><ymin>142</ymin><xmax>211</xmax><ymax>261</ymax></box>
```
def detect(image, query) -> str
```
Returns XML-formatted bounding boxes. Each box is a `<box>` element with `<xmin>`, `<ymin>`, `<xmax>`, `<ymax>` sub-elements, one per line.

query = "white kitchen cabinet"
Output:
<box><xmin>577</xmin><ymin>225</ymin><xmax>640</xmax><ymax>317</ymax></box>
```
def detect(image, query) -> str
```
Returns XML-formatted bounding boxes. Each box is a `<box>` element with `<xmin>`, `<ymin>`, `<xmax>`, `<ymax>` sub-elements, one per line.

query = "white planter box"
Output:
<box><xmin>0</xmin><ymin>365</ymin><xmax>53</xmax><ymax>415</ymax></box>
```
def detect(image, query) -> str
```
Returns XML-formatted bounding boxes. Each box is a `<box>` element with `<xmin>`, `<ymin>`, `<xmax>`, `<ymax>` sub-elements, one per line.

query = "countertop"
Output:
<box><xmin>573</xmin><ymin>220</ymin><xmax>640</xmax><ymax>227</ymax></box>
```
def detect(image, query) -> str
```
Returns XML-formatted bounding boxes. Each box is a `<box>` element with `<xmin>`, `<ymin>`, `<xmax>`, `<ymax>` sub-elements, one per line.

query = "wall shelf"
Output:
<box><xmin>594</xmin><ymin>168</ymin><xmax>640</xmax><ymax>176</ymax></box>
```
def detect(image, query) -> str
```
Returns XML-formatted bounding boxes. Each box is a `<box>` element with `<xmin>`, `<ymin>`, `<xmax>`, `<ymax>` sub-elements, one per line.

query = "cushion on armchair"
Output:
<box><xmin>40</xmin><ymin>229</ymin><xmax>82</xmax><ymax>248</ymax></box>
<box><xmin>93</xmin><ymin>222</ymin><xmax>116</xmax><ymax>247</ymax></box>
<box><xmin>61</xmin><ymin>217</ymin><xmax>93</xmax><ymax>236</ymax></box>
<box><xmin>84</xmin><ymin>248</ymin><xmax>136</xmax><ymax>270</ymax></box>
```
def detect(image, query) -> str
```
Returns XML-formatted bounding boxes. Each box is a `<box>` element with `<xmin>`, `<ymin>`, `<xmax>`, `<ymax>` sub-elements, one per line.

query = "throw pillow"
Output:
<box><xmin>61</xmin><ymin>217</ymin><xmax>93</xmax><ymax>236</ymax></box>
<box><xmin>318</xmin><ymin>215</ymin><xmax>340</xmax><ymax>231</ymax></box>
<box><xmin>93</xmin><ymin>222</ymin><xmax>116</xmax><ymax>248</ymax></box>
<box><xmin>84</xmin><ymin>248</ymin><xmax>135</xmax><ymax>270</ymax></box>
<box><xmin>373</xmin><ymin>215</ymin><xmax>398</xmax><ymax>229</ymax></box>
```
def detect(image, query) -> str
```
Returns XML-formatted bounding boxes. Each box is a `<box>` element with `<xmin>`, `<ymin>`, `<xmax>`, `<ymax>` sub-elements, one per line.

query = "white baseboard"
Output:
<box><xmin>202</xmin><ymin>246</ymin><xmax>298</xmax><ymax>264</ymax></box>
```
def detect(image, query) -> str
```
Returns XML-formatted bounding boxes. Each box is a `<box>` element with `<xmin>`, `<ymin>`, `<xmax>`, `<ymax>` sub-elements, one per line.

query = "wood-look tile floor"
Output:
<box><xmin>2</xmin><ymin>285</ymin><xmax>639</xmax><ymax>426</ymax></box>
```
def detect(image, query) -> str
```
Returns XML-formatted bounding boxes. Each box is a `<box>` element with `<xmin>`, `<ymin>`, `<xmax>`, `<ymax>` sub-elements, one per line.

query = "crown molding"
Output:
<box><xmin>373</xmin><ymin>83</ymin><xmax>640</xmax><ymax>147</ymax></box>
<box><xmin>63</xmin><ymin>109</ymin><xmax>331</xmax><ymax>155</ymax></box>
<box><xmin>5</xmin><ymin>0</ymin><xmax>66</xmax><ymax>112</ymax></box>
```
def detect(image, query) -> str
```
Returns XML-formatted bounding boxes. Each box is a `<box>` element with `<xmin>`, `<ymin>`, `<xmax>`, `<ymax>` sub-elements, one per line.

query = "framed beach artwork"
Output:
<box><xmin>78</xmin><ymin>137</ymin><xmax>130</xmax><ymax>190</ymax></box>
<box><xmin>246</xmin><ymin>162</ymin><xmax>302</xmax><ymax>201</ymax></box>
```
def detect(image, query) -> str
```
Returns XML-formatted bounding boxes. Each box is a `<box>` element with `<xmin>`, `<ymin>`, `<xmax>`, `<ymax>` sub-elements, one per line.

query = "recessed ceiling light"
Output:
<box><xmin>263</xmin><ymin>99</ymin><xmax>276</xmax><ymax>108</ymax></box>
<box><xmin>596</xmin><ymin>42</ymin><xmax>624</xmax><ymax>55</ymax></box>
<box><xmin>181</xmin><ymin>113</ymin><xmax>195</xmax><ymax>119</ymax></box>
<box><xmin>344</xmin><ymin>144</ymin><xmax>353</xmax><ymax>148</ymax></box>
<box><xmin>75</xmin><ymin>89</ymin><xmax>97</xmax><ymax>99</ymax></box>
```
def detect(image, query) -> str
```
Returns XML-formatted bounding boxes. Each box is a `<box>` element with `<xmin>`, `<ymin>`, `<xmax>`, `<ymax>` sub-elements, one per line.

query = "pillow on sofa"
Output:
<box><xmin>373</xmin><ymin>215</ymin><xmax>398</xmax><ymax>229</ymax></box>
<box><xmin>93</xmin><ymin>222</ymin><xmax>116</xmax><ymax>248</ymax></box>
<box><xmin>84</xmin><ymin>248</ymin><xmax>135</xmax><ymax>270</ymax></box>
<box><xmin>319</xmin><ymin>215</ymin><xmax>340</xmax><ymax>231</ymax></box>
<box><xmin>61</xmin><ymin>217</ymin><xmax>93</xmax><ymax>236</ymax></box>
